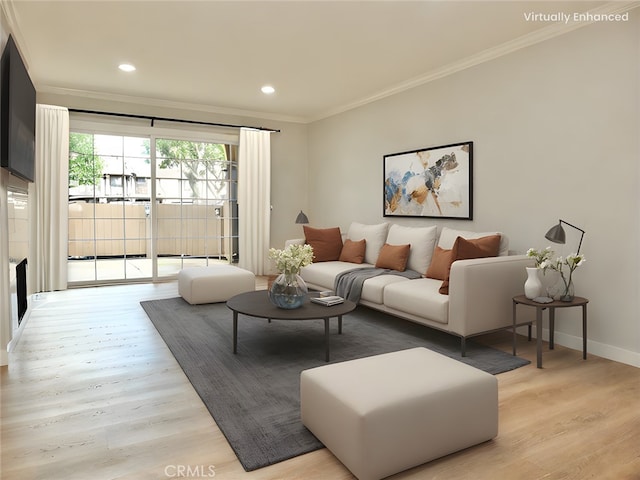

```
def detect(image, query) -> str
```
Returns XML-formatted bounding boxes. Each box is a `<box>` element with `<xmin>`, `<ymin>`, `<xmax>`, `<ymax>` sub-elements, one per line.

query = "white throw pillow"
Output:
<box><xmin>438</xmin><ymin>226</ymin><xmax>509</xmax><ymax>256</ymax></box>
<box><xmin>386</xmin><ymin>224</ymin><xmax>438</xmax><ymax>274</ymax></box>
<box><xmin>347</xmin><ymin>222</ymin><xmax>389</xmax><ymax>265</ymax></box>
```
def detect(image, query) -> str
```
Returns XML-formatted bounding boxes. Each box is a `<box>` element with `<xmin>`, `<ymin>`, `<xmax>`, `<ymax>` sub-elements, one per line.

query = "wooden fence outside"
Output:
<box><xmin>68</xmin><ymin>202</ymin><xmax>235</xmax><ymax>259</ymax></box>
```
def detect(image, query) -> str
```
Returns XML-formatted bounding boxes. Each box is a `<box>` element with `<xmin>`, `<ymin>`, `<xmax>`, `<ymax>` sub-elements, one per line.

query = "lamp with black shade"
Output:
<box><xmin>295</xmin><ymin>211</ymin><xmax>309</xmax><ymax>224</ymax></box>
<box><xmin>544</xmin><ymin>219</ymin><xmax>585</xmax><ymax>254</ymax></box>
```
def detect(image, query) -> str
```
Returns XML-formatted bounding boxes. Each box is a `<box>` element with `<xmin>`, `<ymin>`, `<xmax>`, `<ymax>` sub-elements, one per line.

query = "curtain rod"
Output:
<box><xmin>68</xmin><ymin>108</ymin><xmax>281</xmax><ymax>133</ymax></box>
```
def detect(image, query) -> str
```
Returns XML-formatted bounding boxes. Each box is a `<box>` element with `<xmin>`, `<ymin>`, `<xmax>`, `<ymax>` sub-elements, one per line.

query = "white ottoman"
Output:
<box><xmin>300</xmin><ymin>347</ymin><xmax>498</xmax><ymax>480</ymax></box>
<box><xmin>178</xmin><ymin>265</ymin><xmax>255</xmax><ymax>304</ymax></box>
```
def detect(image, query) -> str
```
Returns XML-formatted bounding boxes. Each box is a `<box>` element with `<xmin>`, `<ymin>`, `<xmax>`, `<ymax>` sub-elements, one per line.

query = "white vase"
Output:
<box><xmin>524</xmin><ymin>267</ymin><xmax>543</xmax><ymax>299</ymax></box>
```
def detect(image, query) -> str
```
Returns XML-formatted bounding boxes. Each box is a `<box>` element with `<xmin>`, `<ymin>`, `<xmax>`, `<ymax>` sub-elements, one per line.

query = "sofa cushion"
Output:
<box><xmin>303</xmin><ymin>226</ymin><xmax>343</xmax><ymax>262</ymax></box>
<box><xmin>339</xmin><ymin>239</ymin><xmax>366</xmax><ymax>264</ymax></box>
<box><xmin>425</xmin><ymin>246</ymin><xmax>453</xmax><ymax>280</ymax></box>
<box><xmin>347</xmin><ymin>222</ymin><xmax>389</xmax><ymax>265</ymax></box>
<box><xmin>360</xmin><ymin>275</ymin><xmax>410</xmax><ymax>304</ymax></box>
<box><xmin>386</xmin><ymin>224</ymin><xmax>438</xmax><ymax>274</ymax></box>
<box><xmin>384</xmin><ymin>278</ymin><xmax>449</xmax><ymax>324</ymax></box>
<box><xmin>438</xmin><ymin>226</ymin><xmax>509</xmax><ymax>256</ymax></box>
<box><xmin>375</xmin><ymin>243</ymin><xmax>411</xmax><ymax>271</ymax></box>
<box><xmin>439</xmin><ymin>235</ymin><xmax>501</xmax><ymax>294</ymax></box>
<box><xmin>300</xmin><ymin>261</ymin><xmax>373</xmax><ymax>291</ymax></box>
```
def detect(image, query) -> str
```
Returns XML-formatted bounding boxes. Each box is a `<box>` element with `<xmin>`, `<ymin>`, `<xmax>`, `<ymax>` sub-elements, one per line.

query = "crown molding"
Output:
<box><xmin>1</xmin><ymin>0</ymin><xmax>33</xmax><ymax>69</ymax></box>
<box><xmin>0</xmin><ymin>0</ymin><xmax>16</xmax><ymax>33</ymax></box>
<box><xmin>309</xmin><ymin>1</ymin><xmax>640</xmax><ymax>123</ymax></box>
<box><xmin>38</xmin><ymin>85</ymin><xmax>308</xmax><ymax>125</ymax></box>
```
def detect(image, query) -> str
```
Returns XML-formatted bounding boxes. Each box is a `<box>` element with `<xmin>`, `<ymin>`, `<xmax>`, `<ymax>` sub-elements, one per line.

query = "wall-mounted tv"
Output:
<box><xmin>1</xmin><ymin>34</ymin><xmax>36</xmax><ymax>183</ymax></box>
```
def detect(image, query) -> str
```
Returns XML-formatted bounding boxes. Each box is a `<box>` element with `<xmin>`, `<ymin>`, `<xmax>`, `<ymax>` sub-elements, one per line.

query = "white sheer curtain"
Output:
<box><xmin>28</xmin><ymin>104</ymin><xmax>69</xmax><ymax>292</ymax></box>
<box><xmin>237</xmin><ymin>128</ymin><xmax>271</xmax><ymax>275</ymax></box>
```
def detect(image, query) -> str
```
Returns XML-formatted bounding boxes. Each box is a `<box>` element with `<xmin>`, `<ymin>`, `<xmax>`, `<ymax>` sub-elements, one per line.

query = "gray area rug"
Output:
<box><xmin>140</xmin><ymin>297</ymin><xmax>529</xmax><ymax>471</ymax></box>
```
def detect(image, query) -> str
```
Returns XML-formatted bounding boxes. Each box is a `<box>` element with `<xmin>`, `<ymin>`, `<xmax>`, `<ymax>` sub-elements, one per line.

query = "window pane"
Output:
<box><xmin>68</xmin><ymin>133</ymin><xmax>151</xmax><ymax>283</ymax></box>
<box><xmin>155</xmin><ymin>137</ymin><xmax>237</xmax><ymax>276</ymax></box>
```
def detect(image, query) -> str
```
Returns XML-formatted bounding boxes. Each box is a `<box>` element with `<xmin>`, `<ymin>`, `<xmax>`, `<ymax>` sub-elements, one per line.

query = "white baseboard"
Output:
<box><xmin>516</xmin><ymin>325</ymin><xmax>640</xmax><ymax>368</ymax></box>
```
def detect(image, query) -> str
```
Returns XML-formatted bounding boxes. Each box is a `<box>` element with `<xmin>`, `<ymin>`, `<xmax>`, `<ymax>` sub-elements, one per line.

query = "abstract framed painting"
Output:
<box><xmin>383</xmin><ymin>141</ymin><xmax>473</xmax><ymax>220</ymax></box>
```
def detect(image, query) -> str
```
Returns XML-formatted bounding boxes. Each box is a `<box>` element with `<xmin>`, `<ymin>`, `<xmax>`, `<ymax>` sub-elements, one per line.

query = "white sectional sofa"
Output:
<box><xmin>287</xmin><ymin>222</ymin><xmax>534</xmax><ymax>355</ymax></box>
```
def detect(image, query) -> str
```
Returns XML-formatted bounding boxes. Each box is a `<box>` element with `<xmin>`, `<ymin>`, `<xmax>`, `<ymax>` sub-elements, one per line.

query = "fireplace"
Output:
<box><xmin>16</xmin><ymin>258</ymin><xmax>27</xmax><ymax>325</ymax></box>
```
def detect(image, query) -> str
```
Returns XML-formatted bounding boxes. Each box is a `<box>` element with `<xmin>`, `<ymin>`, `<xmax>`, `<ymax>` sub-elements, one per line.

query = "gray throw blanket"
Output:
<box><xmin>334</xmin><ymin>267</ymin><xmax>422</xmax><ymax>303</ymax></box>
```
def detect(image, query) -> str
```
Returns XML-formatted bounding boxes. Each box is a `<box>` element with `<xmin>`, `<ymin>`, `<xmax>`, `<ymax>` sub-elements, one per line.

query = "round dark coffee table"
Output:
<box><xmin>226</xmin><ymin>291</ymin><xmax>356</xmax><ymax>362</ymax></box>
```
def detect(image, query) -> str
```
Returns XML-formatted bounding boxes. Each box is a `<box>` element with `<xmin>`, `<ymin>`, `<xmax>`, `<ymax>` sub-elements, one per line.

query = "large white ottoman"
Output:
<box><xmin>178</xmin><ymin>265</ymin><xmax>255</xmax><ymax>304</ymax></box>
<box><xmin>300</xmin><ymin>347</ymin><xmax>498</xmax><ymax>480</ymax></box>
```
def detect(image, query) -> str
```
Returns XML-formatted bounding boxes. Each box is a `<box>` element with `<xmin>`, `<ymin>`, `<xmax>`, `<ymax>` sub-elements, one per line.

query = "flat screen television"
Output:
<box><xmin>1</xmin><ymin>34</ymin><xmax>36</xmax><ymax>183</ymax></box>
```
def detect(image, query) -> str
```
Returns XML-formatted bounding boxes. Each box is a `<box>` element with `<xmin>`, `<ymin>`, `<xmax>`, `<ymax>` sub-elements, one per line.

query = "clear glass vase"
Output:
<box><xmin>547</xmin><ymin>274</ymin><xmax>575</xmax><ymax>302</ymax></box>
<box><xmin>268</xmin><ymin>272</ymin><xmax>308</xmax><ymax>309</ymax></box>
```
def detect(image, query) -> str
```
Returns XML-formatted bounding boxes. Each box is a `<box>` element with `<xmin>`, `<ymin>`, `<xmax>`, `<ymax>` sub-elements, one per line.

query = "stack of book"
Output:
<box><xmin>310</xmin><ymin>295</ymin><xmax>344</xmax><ymax>306</ymax></box>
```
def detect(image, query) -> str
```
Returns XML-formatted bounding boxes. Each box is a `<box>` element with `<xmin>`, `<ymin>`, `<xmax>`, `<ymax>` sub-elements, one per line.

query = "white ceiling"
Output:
<box><xmin>3</xmin><ymin>0</ymin><xmax>633</xmax><ymax>123</ymax></box>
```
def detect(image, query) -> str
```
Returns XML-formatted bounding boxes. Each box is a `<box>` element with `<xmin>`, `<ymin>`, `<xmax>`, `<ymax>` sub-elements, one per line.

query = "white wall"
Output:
<box><xmin>307</xmin><ymin>14</ymin><xmax>640</xmax><ymax>366</ymax></box>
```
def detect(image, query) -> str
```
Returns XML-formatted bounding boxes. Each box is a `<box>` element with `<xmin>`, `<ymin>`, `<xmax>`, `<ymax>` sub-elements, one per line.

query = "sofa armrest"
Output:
<box><xmin>284</xmin><ymin>238</ymin><xmax>305</xmax><ymax>247</ymax></box>
<box><xmin>448</xmin><ymin>255</ymin><xmax>535</xmax><ymax>337</ymax></box>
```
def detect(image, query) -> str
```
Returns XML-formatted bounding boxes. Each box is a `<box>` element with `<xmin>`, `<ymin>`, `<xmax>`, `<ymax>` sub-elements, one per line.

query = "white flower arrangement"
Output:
<box><xmin>268</xmin><ymin>243</ymin><xmax>314</xmax><ymax>275</ymax></box>
<box><xmin>540</xmin><ymin>252</ymin><xmax>586</xmax><ymax>300</ymax></box>
<box><xmin>540</xmin><ymin>253</ymin><xmax>586</xmax><ymax>277</ymax></box>
<box><xmin>526</xmin><ymin>246</ymin><xmax>554</xmax><ymax>268</ymax></box>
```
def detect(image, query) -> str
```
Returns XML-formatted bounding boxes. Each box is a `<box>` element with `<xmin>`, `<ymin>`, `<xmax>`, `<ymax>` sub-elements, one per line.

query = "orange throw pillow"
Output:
<box><xmin>339</xmin><ymin>239</ymin><xmax>366</xmax><ymax>264</ymax></box>
<box><xmin>303</xmin><ymin>226</ymin><xmax>343</xmax><ymax>262</ymax></box>
<box><xmin>426</xmin><ymin>246</ymin><xmax>453</xmax><ymax>280</ymax></box>
<box><xmin>439</xmin><ymin>235</ymin><xmax>501</xmax><ymax>294</ymax></box>
<box><xmin>375</xmin><ymin>243</ymin><xmax>411</xmax><ymax>271</ymax></box>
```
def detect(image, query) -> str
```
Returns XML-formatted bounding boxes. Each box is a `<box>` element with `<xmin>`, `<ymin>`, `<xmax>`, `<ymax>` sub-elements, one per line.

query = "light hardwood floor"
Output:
<box><xmin>1</xmin><ymin>282</ymin><xmax>639</xmax><ymax>480</ymax></box>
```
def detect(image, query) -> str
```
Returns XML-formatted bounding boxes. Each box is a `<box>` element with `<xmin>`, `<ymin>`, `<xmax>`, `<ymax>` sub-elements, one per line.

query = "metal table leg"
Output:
<box><xmin>582</xmin><ymin>304</ymin><xmax>588</xmax><ymax>359</ymax></box>
<box><xmin>549</xmin><ymin>307</ymin><xmax>555</xmax><ymax>350</ymax></box>
<box><xmin>324</xmin><ymin>317</ymin><xmax>330</xmax><ymax>362</ymax></box>
<box><xmin>233</xmin><ymin>311</ymin><xmax>238</xmax><ymax>354</ymax></box>
<box><xmin>536</xmin><ymin>307</ymin><xmax>543</xmax><ymax>368</ymax></box>
<box><xmin>512</xmin><ymin>300</ymin><xmax>517</xmax><ymax>356</ymax></box>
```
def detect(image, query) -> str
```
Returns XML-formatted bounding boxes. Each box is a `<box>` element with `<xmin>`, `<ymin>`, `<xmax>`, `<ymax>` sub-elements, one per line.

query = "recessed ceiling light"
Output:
<box><xmin>261</xmin><ymin>85</ymin><xmax>275</xmax><ymax>95</ymax></box>
<box><xmin>118</xmin><ymin>63</ymin><xmax>136</xmax><ymax>72</ymax></box>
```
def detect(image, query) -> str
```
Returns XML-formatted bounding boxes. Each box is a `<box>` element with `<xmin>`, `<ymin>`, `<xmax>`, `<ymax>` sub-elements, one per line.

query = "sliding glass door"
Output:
<box><xmin>67</xmin><ymin>132</ymin><xmax>238</xmax><ymax>285</ymax></box>
<box><xmin>154</xmin><ymin>138</ymin><xmax>238</xmax><ymax>278</ymax></box>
